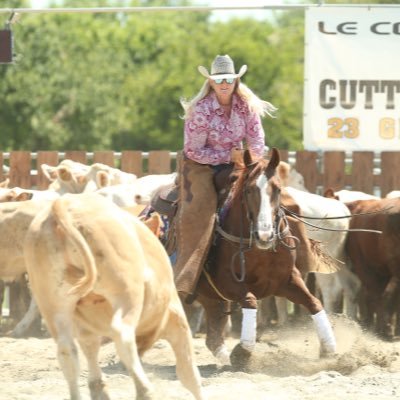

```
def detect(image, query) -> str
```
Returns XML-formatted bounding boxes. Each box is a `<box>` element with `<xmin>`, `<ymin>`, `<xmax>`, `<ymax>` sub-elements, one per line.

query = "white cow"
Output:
<box><xmin>277</xmin><ymin>161</ymin><xmax>307</xmax><ymax>190</ymax></box>
<box><xmin>94</xmin><ymin>172</ymin><xmax>177</xmax><ymax>207</ymax></box>
<box><xmin>324</xmin><ymin>188</ymin><xmax>379</xmax><ymax>202</ymax></box>
<box><xmin>284</xmin><ymin>187</ymin><xmax>361</xmax><ymax>320</ymax></box>
<box><xmin>24</xmin><ymin>193</ymin><xmax>204</xmax><ymax>400</ymax></box>
<box><xmin>41</xmin><ymin>160</ymin><xmax>137</xmax><ymax>194</ymax></box>
<box><xmin>386</xmin><ymin>190</ymin><xmax>400</xmax><ymax>199</ymax></box>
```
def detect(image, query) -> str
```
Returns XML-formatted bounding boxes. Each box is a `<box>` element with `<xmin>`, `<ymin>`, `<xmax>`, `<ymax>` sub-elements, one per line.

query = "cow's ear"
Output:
<box><xmin>143</xmin><ymin>213</ymin><xmax>162</xmax><ymax>237</ymax></box>
<box><xmin>41</xmin><ymin>164</ymin><xmax>58</xmax><ymax>181</ymax></box>
<box><xmin>96</xmin><ymin>171</ymin><xmax>110</xmax><ymax>188</ymax></box>
<box><xmin>57</xmin><ymin>167</ymin><xmax>73</xmax><ymax>182</ymax></box>
<box><xmin>0</xmin><ymin>178</ymin><xmax>9</xmax><ymax>188</ymax></box>
<box><xmin>16</xmin><ymin>192</ymin><xmax>33</xmax><ymax>202</ymax></box>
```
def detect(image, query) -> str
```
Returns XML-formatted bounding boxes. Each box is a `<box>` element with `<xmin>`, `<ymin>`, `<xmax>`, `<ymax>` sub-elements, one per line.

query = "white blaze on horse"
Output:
<box><xmin>23</xmin><ymin>193</ymin><xmax>204</xmax><ymax>400</ymax></box>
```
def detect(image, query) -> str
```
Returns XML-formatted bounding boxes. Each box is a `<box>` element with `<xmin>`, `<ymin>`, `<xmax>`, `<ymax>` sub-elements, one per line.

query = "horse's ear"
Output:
<box><xmin>268</xmin><ymin>148</ymin><xmax>280</xmax><ymax>171</ymax></box>
<box><xmin>243</xmin><ymin>149</ymin><xmax>253</xmax><ymax>167</ymax></box>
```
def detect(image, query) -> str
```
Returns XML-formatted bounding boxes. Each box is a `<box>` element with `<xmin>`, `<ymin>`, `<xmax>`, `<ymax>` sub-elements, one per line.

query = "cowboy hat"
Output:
<box><xmin>198</xmin><ymin>54</ymin><xmax>247</xmax><ymax>80</ymax></box>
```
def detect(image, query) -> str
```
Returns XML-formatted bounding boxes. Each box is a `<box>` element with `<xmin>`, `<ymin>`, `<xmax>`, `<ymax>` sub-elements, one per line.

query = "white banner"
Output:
<box><xmin>303</xmin><ymin>7</ymin><xmax>400</xmax><ymax>151</ymax></box>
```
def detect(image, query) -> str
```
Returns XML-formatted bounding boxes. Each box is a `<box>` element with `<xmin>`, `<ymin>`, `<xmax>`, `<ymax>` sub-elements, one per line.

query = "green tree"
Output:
<box><xmin>3</xmin><ymin>0</ymin><xmax>391</xmax><ymax>152</ymax></box>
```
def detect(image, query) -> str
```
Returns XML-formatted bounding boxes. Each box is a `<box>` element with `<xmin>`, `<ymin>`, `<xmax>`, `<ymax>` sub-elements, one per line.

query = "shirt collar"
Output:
<box><xmin>210</xmin><ymin>91</ymin><xmax>238</xmax><ymax>111</ymax></box>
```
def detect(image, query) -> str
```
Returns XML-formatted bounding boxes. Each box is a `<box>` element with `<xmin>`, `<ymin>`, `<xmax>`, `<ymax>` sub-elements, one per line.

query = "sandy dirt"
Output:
<box><xmin>1</xmin><ymin>314</ymin><xmax>400</xmax><ymax>400</ymax></box>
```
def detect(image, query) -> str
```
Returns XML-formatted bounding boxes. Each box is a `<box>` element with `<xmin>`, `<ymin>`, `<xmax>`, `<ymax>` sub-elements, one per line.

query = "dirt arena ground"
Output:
<box><xmin>1</xmin><ymin>314</ymin><xmax>400</xmax><ymax>400</ymax></box>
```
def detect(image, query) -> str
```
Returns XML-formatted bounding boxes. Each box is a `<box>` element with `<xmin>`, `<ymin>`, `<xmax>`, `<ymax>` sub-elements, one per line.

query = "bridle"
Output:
<box><xmin>214</xmin><ymin>168</ymin><xmax>299</xmax><ymax>283</ymax></box>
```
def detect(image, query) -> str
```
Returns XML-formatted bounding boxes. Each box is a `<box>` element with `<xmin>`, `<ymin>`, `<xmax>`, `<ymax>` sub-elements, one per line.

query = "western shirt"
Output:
<box><xmin>184</xmin><ymin>92</ymin><xmax>266</xmax><ymax>165</ymax></box>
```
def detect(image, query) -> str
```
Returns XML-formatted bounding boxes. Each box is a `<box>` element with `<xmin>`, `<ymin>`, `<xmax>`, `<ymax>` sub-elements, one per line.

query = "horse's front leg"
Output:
<box><xmin>229</xmin><ymin>292</ymin><xmax>258</xmax><ymax>370</ymax></box>
<box><xmin>196</xmin><ymin>294</ymin><xmax>231</xmax><ymax>365</ymax></box>
<box><xmin>277</xmin><ymin>268</ymin><xmax>336</xmax><ymax>357</ymax></box>
<box><xmin>238</xmin><ymin>293</ymin><xmax>258</xmax><ymax>351</ymax></box>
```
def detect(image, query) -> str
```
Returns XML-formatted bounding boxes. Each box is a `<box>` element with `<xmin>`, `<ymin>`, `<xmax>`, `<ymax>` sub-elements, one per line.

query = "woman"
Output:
<box><xmin>174</xmin><ymin>54</ymin><xmax>276</xmax><ymax>300</ymax></box>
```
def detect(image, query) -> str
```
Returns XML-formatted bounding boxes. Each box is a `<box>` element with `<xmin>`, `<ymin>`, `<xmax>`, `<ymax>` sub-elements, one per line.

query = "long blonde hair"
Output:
<box><xmin>180</xmin><ymin>79</ymin><xmax>277</xmax><ymax>120</ymax></box>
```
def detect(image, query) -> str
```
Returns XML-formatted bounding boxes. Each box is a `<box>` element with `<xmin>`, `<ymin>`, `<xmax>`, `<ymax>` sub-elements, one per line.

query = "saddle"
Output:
<box><xmin>151</xmin><ymin>183</ymin><xmax>179</xmax><ymax>219</ymax></box>
<box><xmin>151</xmin><ymin>183</ymin><xmax>179</xmax><ymax>255</ymax></box>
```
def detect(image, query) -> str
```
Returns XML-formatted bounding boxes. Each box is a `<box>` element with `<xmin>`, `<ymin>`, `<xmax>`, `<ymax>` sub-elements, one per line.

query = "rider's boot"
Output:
<box><xmin>174</xmin><ymin>158</ymin><xmax>217</xmax><ymax>299</ymax></box>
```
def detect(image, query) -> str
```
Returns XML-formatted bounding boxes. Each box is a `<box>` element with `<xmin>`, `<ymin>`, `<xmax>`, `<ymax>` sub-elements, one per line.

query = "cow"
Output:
<box><xmin>0</xmin><ymin>199</ymin><xmax>54</xmax><ymax>336</ymax></box>
<box><xmin>41</xmin><ymin>160</ymin><xmax>137</xmax><ymax>194</ymax></box>
<box><xmin>95</xmin><ymin>172</ymin><xmax>177</xmax><ymax>208</ymax></box>
<box><xmin>324</xmin><ymin>188</ymin><xmax>379</xmax><ymax>202</ymax></box>
<box><xmin>23</xmin><ymin>193</ymin><xmax>204</xmax><ymax>400</ymax></box>
<box><xmin>0</xmin><ymin>186</ymin><xmax>60</xmax><ymax>203</ymax></box>
<box><xmin>345</xmin><ymin>197</ymin><xmax>400</xmax><ymax>339</ymax></box>
<box><xmin>386</xmin><ymin>190</ymin><xmax>400</xmax><ymax>199</ymax></box>
<box><xmin>277</xmin><ymin>161</ymin><xmax>307</xmax><ymax>191</ymax></box>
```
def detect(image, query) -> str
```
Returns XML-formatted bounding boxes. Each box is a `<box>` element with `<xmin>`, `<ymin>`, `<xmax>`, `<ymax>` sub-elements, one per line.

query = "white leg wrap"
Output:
<box><xmin>311</xmin><ymin>310</ymin><xmax>336</xmax><ymax>354</ymax></box>
<box><xmin>240</xmin><ymin>308</ymin><xmax>257</xmax><ymax>351</ymax></box>
<box><xmin>214</xmin><ymin>345</ymin><xmax>231</xmax><ymax>365</ymax></box>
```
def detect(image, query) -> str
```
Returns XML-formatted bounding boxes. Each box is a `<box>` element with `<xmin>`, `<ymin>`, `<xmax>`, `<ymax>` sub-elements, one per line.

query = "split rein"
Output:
<box><xmin>280</xmin><ymin>205</ymin><xmax>385</xmax><ymax>235</ymax></box>
<box><xmin>214</xmin><ymin>190</ymin><xmax>299</xmax><ymax>284</ymax></box>
<box><xmin>213</xmin><ymin>196</ymin><xmax>385</xmax><ymax>285</ymax></box>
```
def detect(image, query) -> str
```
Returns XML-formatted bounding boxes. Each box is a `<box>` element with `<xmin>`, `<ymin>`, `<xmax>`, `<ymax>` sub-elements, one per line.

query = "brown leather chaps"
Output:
<box><xmin>174</xmin><ymin>158</ymin><xmax>217</xmax><ymax>295</ymax></box>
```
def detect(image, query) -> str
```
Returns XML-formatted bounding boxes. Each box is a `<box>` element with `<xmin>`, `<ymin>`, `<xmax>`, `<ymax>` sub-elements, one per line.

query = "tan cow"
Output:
<box><xmin>0</xmin><ymin>199</ymin><xmax>55</xmax><ymax>336</ymax></box>
<box><xmin>41</xmin><ymin>160</ymin><xmax>137</xmax><ymax>194</ymax></box>
<box><xmin>24</xmin><ymin>193</ymin><xmax>204</xmax><ymax>400</ymax></box>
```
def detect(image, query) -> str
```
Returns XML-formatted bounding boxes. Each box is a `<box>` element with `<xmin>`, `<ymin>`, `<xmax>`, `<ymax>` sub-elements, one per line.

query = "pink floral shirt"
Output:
<box><xmin>184</xmin><ymin>92</ymin><xmax>266</xmax><ymax>165</ymax></box>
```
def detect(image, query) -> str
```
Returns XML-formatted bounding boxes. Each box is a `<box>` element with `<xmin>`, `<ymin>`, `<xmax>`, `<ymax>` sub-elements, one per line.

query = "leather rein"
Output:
<box><xmin>214</xmin><ymin>178</ymin><xmax>298</xmax><ymax>283</ymax></box>
<box><xmin>280</xmin><ymin>205</ymin><xmax>384</xmax><ymax>234</ymax></box>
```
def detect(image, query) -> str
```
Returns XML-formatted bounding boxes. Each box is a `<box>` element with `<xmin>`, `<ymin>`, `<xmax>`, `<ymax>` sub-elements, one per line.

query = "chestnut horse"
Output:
<box><xmin>192</xmin><ymin>148</ymin><xmax>337</xmax><ymax>367</ymax></box>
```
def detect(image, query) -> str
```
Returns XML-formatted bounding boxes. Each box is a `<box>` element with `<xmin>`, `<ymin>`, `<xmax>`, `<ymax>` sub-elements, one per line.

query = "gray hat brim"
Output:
<box><xmin>198</xmin><ymin>64</ymin><xmax>247</xmax><ymax>80</ymax></box>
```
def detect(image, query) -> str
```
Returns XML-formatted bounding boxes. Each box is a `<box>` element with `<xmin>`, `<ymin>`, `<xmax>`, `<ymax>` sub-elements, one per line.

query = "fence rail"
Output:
<box><xmin>1</xmin><ymin>149</ymin><xmax>400</xmax><ymax>196</ymax></box>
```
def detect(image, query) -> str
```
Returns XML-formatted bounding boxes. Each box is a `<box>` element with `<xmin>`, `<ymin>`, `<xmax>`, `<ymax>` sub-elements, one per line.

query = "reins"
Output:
<box><xmin>281</xmin><ymin>206</ymin><xmax>383</xmax><ymax>234</ymax></box>
<box><xmin>214</xmin><ymin>178</ymin><xmax>298</xmax><ymax>284</ymax></box>
<box><xmin>281</xmin><ymin>205</ymin><xmax>393</xmax><ymax>220</ymax></box>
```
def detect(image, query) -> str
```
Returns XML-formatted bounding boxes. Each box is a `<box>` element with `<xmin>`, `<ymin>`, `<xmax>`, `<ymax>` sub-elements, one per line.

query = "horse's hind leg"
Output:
<box><xmin>277</xmin><ymin>268</ymin><xmax>336</xmax><ymax>357</ymax></box>
<box><xmin>161</xmin><ymin>297</ymin><xmax>205</xmax><ymax>400</ymax></box>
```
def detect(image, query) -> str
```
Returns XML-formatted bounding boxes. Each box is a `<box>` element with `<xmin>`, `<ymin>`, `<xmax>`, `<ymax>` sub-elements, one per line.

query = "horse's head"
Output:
<box><xmin>241</xmin><ymin>148</ymin><xmax>282</xmax><ymax>249</ymax></box>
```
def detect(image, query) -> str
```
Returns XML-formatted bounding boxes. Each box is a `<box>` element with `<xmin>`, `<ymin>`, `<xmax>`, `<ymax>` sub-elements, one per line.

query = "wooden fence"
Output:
<box><xmin>2</xmin><ymin>149</ymin><xmax>400</xmax><ymax>196</ymax></box>
<box><xmin>2</xmin><ymin>148</ymin><xmax>400</xmax><ymax>328</ymax></box>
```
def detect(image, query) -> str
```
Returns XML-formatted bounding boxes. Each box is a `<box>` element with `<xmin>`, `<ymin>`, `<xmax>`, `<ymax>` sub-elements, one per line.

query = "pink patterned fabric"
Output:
<box><xmin>184</xmin><ymin>92</ymin><xmax>265</xmax><ymax>165</ymax></box>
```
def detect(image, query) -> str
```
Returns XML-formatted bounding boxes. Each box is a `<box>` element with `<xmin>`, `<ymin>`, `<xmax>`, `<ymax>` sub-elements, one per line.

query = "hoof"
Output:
<box><xmin>319</xmin><ymin>346</ymin><xmax>336</xmax><ymax>359</ymax></box>
<box><xmin>214</xmin><ymin>345</ymin><xmax>231</xmax><ymax>366</ymax></box>
<box><xmin>230</xmin><ymin>343</ymin><xmax>252</xmax><ymax>371</ymax></box>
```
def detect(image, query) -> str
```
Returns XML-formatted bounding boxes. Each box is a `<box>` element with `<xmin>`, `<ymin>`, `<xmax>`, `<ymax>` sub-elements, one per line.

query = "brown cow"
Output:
<box><xmin>345</xmin><ymin>197</ymin><xmax>400</xmax><ymax>338</ymax></box>
<box><xmin>23</xmin><ymin>193</ymin><xmax>204</xmax><ymax>400</ymax></box>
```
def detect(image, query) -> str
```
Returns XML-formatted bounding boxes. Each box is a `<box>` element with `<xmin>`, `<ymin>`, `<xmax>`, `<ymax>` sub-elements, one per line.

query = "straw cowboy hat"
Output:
<box><xmin>198</xmin><ymin>54</ymin><xmax>247</xmax><ymax>80</ymax></box>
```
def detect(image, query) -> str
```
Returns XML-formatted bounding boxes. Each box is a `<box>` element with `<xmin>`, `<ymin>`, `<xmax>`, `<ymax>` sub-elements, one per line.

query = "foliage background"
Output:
<box><xmin>0</xmin><ymin>0</ymin><xmax>395</xmax><ymax>151</ymax></box>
